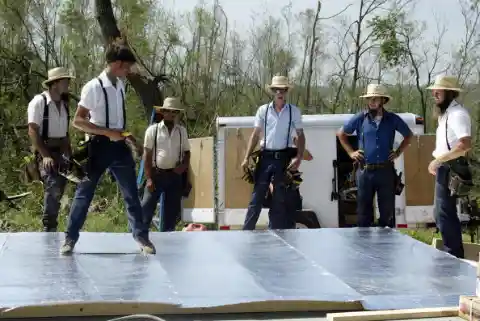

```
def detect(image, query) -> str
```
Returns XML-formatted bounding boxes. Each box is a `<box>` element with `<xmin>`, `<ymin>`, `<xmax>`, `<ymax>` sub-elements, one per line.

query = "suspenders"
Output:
<box><xmin>97</xmin><ymin>78</ymin><xmax>126</xmax><ymax>130</ymax></box>
<box><xmin>263</xmin><ymin>103</ymin><xmax>292</xmax><ymax>150</ymax></box>
<box><xmin>40</xmin><ymin>93</ymin><xmax>69</xmax><ymax>141</ymax></box>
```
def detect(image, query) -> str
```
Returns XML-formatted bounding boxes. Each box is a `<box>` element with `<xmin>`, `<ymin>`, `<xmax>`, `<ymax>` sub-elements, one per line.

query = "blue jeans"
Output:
<box><xmin>40</xmin><ymin>169</ymin><xmax>67</xmax><ymax>231</ymax></box>
<box><xmin>141</xmin><ymin>169</ymin><xmax>182</xmax><ymax>232</ymax></box>
<box><xmin>65</xmin><ymin>138</ymin><xmax>148</xmax><ymax>242</ymax></box>
<box><xmin>434</xmin><ymin>165</ymin><xmax>464</xmax><ymax>258</ymax></box>
<box><xmin>356</xmin><ymin>166</ymin><xmax>396</xmax><ymax>227</ymax></box>
<box><xmin>243</xmin><ymin>154</ymin><xmax>294</xmax><ymax>230</ymax></box>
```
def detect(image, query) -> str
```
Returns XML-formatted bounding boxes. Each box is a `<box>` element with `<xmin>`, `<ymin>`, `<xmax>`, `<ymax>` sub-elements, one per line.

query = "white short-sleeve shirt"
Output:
<box><xmin>78</xmin><ymin>71</ymin><xmax>125</xmax><ymax>129</ymax></box>
<box><xmin>144</xmin><ymin>121</ymin><xmax>190</xmax><ymax>169</ymax></box>
<box><xmin>432</xmin><ymin>100</ymin><xmax>471</xmax><ymax>159</ymax></box>
<box><xmin>253</xmin><ymin>103</ymin><xmax>303</xmax><ymax>150</ymax></box>
<box><xmin>27</xmin><ymin>91</ymin><xmax>69</xmax><ymax>138</ymax></box>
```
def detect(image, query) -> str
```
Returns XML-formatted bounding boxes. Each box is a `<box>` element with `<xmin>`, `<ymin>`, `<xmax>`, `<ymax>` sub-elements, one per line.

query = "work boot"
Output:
<box><xmin>60</xmin><ymin>238</ymin><xmax>76</xmax><ymax>255</ymax></box>
<box><xmin>135</xmin><ymin>236</ymin><xmax>156</xmax><ymax>255</ymax></box>
<box><xmin>43</xmin><ymin>227</ymin><xmax>57</xmax><ymax>232</ymax></box>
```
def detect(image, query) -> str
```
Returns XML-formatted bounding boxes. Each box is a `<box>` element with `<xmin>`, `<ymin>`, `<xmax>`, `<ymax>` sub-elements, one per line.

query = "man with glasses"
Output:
<box><xmin>141</xmin><ymin>97</ymin><xmax>191</xmax><ymax>232</ymax></box>
<box><xmin>241</xmin><ymin>75</ymin><xmax>305</xmax><ymax>230</ymax></box>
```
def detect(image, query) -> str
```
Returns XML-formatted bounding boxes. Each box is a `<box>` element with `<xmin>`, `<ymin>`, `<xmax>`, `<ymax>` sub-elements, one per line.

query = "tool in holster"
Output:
<box><xmin>242</xmin><ymin>150</ymin><xmax>261</xmax><ymax>184</ymax></box>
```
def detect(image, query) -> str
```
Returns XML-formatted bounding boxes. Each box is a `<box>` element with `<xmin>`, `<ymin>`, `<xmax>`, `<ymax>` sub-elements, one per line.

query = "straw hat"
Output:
<box><xmin>265</xmin><ymin>75</ymin><xmax>294</xmax><ymax>91</ymax></box>
<box><xmin>154</xmin><ymin>97</ymin><xmax>184</xmax><ymax>112</ymax></box>
<box><xmin>426</xmin><ymin>75</ymin><xmax>462</xmax><ymax>92</ymax></box>
<box><xmin>42</xmin><ymin>67</ymin><xmax>75</xmax><ymax>89</ymax></box>
<box><xmin>359</xmin><ymin>84</ymin><xmax>392</xmax><ymax>101</ymax></box>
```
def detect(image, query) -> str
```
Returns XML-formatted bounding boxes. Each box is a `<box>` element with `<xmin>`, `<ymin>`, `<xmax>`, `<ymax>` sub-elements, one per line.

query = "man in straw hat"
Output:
<box><xmin>27</xmin><ymin>66</ymin><xmax>74</xmax><ymax>232</ymax></box>
<box><xmin>337</xmin><ymin>83</ymin><xmax>413</xmax><ymax>228</ymax></box>
<box><xmin>141</xmin><ymin>97</ymin><xmax>191</xmax><ymax>232</ymax></box>
<box><xmin>61</xmin><ymin>42</ymin><xmax>154</xmax><ymax>255</ymax></box>
<box><xmin>426</xmin><ymin>75</ymin><xmax>472</xmax><ymax>259</ymax></box>
<box><xmin>240</xmin><ymin>75</ymin><xmax>306</xmax><ymax>230</ymax></box>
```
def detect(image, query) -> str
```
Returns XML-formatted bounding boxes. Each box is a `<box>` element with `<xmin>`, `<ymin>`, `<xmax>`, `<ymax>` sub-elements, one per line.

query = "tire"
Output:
<box><xmin>295</xmin><ymin>210</ymin><xmax>321</xmax><ymax>229</ymax></box>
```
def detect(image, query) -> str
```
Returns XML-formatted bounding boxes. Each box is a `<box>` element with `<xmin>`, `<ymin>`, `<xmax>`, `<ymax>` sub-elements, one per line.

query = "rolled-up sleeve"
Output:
<box><xmin>253</xmin><ymin>105</ymin><xmax>266</xmax><ymax>129</ymax></box>
<box><xmin>182</xmin><ymin>127</ymin><xmax>190</xmax><ymax>151</ymax></box>
<box><xmin>342</xmin><ymin>112</ymin><xmax>362</xmax><ymax>135</ymax></box>
<box><xmin>78</xmin><ymin>81</ymin><xmax>96</xmax><ymax>111</ymax></box>
<box><xmin>450</xmin><ymin>110</ymin><xmax>471</xmax><ymax>139</ymax></box>
<box><xmin>292</xmin><ymin>106</ymin><xmax>303</xmax><ymax>129</ymax></box>
<box><xmin>143</xmin><ymin>125</ymin><xmax>156</xmax><ymax>149</ymax></box>
<box><xmin>27</xmin><ymin>95</ymin><xmax>43</xmax><ymax>126</ymax></box>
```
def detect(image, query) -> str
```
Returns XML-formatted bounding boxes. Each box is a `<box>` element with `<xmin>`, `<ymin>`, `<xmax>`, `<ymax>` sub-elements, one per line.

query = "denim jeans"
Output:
<box><xmin>243</xmin><ymin>154</ymin><xmax>294</xmax><ymax>230</ymax></box>
<box><xmin>40</xmin><ymin>170</ymin><xmax>67</xmax><ymax>232</ymax></box>
<box><xmin>434</xmin><ymin>165</ymin><xmax>464</xmax><ymax>258</ymax></box>
<box><xmin>141</xmin><ymin>169</ymin><xmax>182</xmax><ymax>232</ymax></box>
<box><xmin>356</xmin><ymin>166</ymin><xmax>396</xmax><ymax>227</ymax></box>
<box><xmin>65</xmin><ymin>137</ymin><xmax>148</xmax><ymax>242</ymax></box>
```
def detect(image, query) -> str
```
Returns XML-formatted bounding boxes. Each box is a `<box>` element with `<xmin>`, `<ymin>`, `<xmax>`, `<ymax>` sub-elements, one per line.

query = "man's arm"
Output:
<box><xmin>143</xmin><ymin>126</ymin><xmax>155</xmax><ymax>181</ymax></box>
<box><xmin>27</xmin><ymin>96</ymin><xmax>50</xmax><ymax>158</ymax></box>
<box><xmin>244</xmin><ymin>106</ymin><xmax>264</xmax><ymax>159</ymax></box>
<box><xmin>436</xmin><ymin>111</ymin><xmax>472</xmax><ymax>163</ymax></box>
<box><xmin>292</xmin><ymin>107</ymin><xmax>305</xmax><ymax>159</ymax></box>
<box><xmin>181</xmin><ymin>127</ymin><xmax>191</xmax><ymax>168</ymax></box>
<box><xmin>336</xmin><ymin>113</ymin><xmax>361</xmax><ymax>156</ymax></box>
<box><xmin>394</xmin><ymin>115</ymin><xmax>413</xmax><ymax>156</ymax></box>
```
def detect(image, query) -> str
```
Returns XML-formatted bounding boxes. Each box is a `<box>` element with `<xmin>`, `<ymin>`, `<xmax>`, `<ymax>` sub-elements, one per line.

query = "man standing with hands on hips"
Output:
<box><xmin>61</xmin><ymin>41</ymin><xmax>154</xmax><ymax>255</ymax></box>
<box><xmin>427</xmin><ymin>75</ymin><xmax>472</xmax><ymax>259</ymax></box>
<box><xmin>337</xmin><ymin>84</ymin><xmax>412</xmax><ymax>228</ymax></box>
<box><xmin>241</xmin><ymin>75</ymin><xmax>305</xmax><ymax>230</ymax></box>
<box><xmin>141</xmin><ymin>97</ymin><xmax>191</xmax><ymax>232</ymax></box>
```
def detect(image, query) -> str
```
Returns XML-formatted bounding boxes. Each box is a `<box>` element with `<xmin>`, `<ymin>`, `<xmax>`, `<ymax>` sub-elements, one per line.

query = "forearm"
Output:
<box><xmin>244</xmin><ymin>133</ymin><xmax>259</xmax><ymax>159</ymax></box>
<box><xmin>73</xmin><ymin>117</ymin><xmax>110</xmax><ymax>136</ymax></box>
<box><xmin>436</xmin><ymin>147</ymin><xmax>469</xmax><ymax>163</ymax></box>
<box><xmin>337</xmin><ymin>133</ymin><xmax>355</xmax><ymax>155</ymax></box>
<box><xmin>396</xmin><ymin>135</ymin><xmax>412</xmax><ymax>155</ymax></box>
<box><xmin>143</xmin><ymin>149</ymin><xmax>154</xmax><ymax>180</ymax></box>
<box><xmin>29</xmin><ymin>132</ymin><xmax>50</xmax><ymax>158</ymax></box>
<box><xmin>295</xmin><ymin>133</ymin><xmax>305</xmax><ymax>158</ymax></box>
<box><xmin>182</xmin><ymin>151</ymin><xmax>190</xmax><ymax>166</ymax></box>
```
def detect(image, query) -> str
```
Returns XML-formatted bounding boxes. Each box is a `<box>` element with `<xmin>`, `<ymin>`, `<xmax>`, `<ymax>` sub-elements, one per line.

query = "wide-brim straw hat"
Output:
<box><xmin>42</xmin><ymin>67</ymin><xmax>75</xmax><ymax>89</ymax></box>
<box><xmin>154</xmin><ymin>97</ymin><xmax>184</xmax><ymax>112</ymax></box>
<box><xmin>359</xmin><ymin>84</ymin><xmax>392</xmax><ymax>102</ymax></box>
<box><xmin>426</xmin><ymin>75</ymin><xmax>463</xmax><ymax>92</ymax></box>
<box><xmin>265</xmin><ymin>75</ymin><xmax>294</xmax><ymax>91</ymax></box>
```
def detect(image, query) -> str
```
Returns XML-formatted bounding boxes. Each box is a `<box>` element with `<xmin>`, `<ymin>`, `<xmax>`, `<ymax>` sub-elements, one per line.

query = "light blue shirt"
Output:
<box><xmin>254</xmin><ymin>103</ymin><xmax>303</xmax><ymax>150</ymax></box>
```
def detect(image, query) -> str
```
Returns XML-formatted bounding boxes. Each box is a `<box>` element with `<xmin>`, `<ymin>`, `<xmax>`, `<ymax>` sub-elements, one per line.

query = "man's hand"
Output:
<box><xmin>428</xmin><ymin>159</ymin><xmax>441</xmax><ymax>176</ymax></box>
<box><xmin>146</xmin><ymin>178</ymin><xmax>155</xmax><ymax>192</ymax></box>
<box><xmin>125</xmin><ymin>135</ymin><xmax>143</xmax><ymax>157</ymax></box>
<box><xmin>349</xmin><ymin>150</ymin><xmax>364</xmax><ymax>161</ymax></box>
<box><xmin>388</xmin><ymin>150</ymin><xmax>400</xmax><ymax>161</ymax></box>
<box><xmin>174</xmin><ymin>164</ymin><xmax>188</xmax><ymax>174</ymax></box>
<box><xmin>106</xmin><ymin>129</ymin><xmax>125</xmax><ymax>142</ymax></box>
<box><xmin>42</xmin><ymin>156</ymin><xmax>55</xmax><ymax>172</ymax></box>
<box><xmin>241</xmin><ymin>158</ymin><xmax>249</xmax><ymax>171</ymax></box>
<box><xmin>288</xmin><ymin>156</ymin><xmax>302</xmax><ymax>171</ymax></box>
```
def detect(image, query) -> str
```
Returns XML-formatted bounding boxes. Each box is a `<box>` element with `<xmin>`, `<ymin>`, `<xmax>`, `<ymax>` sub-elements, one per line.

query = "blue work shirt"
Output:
<box><xmin>342</xmin><ymin>110</ymin><xmax>412</xmax><ymax>164</ymax></box>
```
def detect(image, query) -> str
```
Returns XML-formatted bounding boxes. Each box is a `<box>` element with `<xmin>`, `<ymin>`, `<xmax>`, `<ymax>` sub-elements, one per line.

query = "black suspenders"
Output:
<box><xmin>40</xmin><ymin>93</ymin><xmax>69</xmax><ymax>141</ymax></box>
<box><xmin>97</xmin><ymin>78</ymin><xmax>126</xmax><ymax>130</ymax></box>
<box><xmin>263</xmin><ymin>103</ymin><xmax>292</xmax><ymax>149</ymax></box>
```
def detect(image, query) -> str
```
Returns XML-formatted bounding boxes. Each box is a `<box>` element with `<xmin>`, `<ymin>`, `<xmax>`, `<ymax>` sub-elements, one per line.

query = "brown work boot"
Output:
<box><xmin>135</xmin><ymin>236</ymin><xmax>156</xmax><ymax>255</ymax></box>
<box><xmin>60</xmin><ymin>238</ymin><xmax>76</xmax><ymax>255</ymax></box>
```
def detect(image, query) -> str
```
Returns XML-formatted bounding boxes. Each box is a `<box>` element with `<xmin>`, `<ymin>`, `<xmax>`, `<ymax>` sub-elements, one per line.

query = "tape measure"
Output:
<box><xmin>122</xmin><ymin>131</ymin><xmax>132</xmax><ymax>137</ymax></box>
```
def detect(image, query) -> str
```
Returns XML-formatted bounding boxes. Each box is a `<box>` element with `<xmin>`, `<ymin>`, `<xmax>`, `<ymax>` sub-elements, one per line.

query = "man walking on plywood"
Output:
<box><xmin>337</xmin><ymin>84</ymin><xmax>412</xmax><ymax>228</ymax></box>
<box><xmin>427</xmin><ymin>75</ymin><xmax>473</xmax><ymax>259</ymax></box>
<box><xmin>241</xmin><ymin>75</ymin><xmax>306</xmax><ymax>230</ymax></box>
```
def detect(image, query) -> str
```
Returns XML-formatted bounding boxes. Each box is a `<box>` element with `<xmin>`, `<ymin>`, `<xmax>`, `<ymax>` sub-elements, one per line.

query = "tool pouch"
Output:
<box><xmin>394</xmin><ymin>169</ymin><xmax>405</xmax><ymax>196</ymax></box>
<box><xmin>447</xmin><ymin>157</ymin><xmax>474</xmax><ymax>198</ymax></box>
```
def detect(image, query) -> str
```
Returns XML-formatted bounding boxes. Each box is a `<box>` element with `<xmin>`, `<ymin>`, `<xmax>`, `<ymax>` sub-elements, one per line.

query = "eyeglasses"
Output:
<box><xmin>271</xmin><ymin>88</ymin><xmax>288</xmax><ymax>93</ymax></box>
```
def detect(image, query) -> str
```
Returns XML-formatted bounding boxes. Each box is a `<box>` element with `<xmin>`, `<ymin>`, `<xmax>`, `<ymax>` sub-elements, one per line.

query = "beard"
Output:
<box><xmin>367</xmin><ymin>106</ymin><xmax>382</xmax><ymax>117</ymax></box>
<box><xmin>60</xmin><ymin>92</ymin><xmax>70</xmax><ymax>101</ymax></box>
<box><xmin>434</xmin><ymin>91</ymin><xmax>457</xmax><ymax>117</ymax></box>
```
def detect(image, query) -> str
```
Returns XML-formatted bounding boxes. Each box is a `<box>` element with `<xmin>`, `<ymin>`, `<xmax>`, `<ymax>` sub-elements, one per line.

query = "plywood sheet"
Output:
<box><xmin>327</xmin><ymin>307</ymin><xmax>459</xmax><ymax>321</ymax></box>
<box><xmin>404</xmin><ymin>135</ymin><xmax>436</xmax><ymax>206</ymax></box>
<box><xmin>224</xmin><ymin>128</ymin><xmax>257</xmax><ymax>208</ymax></box>
<box><xmin>183</xmin><ymin>137</ymin><xmax>214</xmax><ymax>209</ymax></box>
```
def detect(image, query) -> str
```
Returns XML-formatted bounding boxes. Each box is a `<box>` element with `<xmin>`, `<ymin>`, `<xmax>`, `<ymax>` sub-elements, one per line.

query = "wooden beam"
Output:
<box><xmin>326</xmin><ymin>307</ymin><xmax>459</xmax><ymax>321</ymax></box>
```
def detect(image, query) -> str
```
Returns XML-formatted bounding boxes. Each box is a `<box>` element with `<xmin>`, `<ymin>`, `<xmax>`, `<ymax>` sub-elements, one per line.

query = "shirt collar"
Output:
<box><xmin>363</xmin><ymin>108</ymin><xmax>390</xmax><ymax>119</ymax></box>
<box><xmin>42</xmin><ymin>91</ymin><xmax>53</xmax><ymax>104</ymax></box>
<box><xmin>159</xmin><ymin>120</ymin><xmax>179</xmax><ymax>130</ymax></box>
<box><xmin>99</xmin><ymin>70</ymin><xmax>124</xmax><ymax>89</ymax></box>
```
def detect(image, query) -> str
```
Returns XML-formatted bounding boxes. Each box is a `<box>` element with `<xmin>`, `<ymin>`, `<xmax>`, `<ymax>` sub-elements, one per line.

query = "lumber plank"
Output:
<box><xmin>326</xmin><ymin>307</ymin><xmax>458</xmax><ymax>321</ymax></box>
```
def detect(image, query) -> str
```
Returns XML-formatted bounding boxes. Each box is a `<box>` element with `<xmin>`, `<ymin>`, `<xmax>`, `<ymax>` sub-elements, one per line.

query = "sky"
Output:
<box><xmin>155</xmin><ymin>0</ymin><xmax>467</xmax><ymax>84</ymax></box>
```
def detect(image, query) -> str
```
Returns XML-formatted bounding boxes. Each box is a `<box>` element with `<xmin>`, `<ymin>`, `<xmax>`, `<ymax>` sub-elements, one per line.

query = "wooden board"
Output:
<box><xmin>224</xmin><ymin>128</ymin><xmax>257</xmax><ymax>208</ymax></box>
<box><xmin>459</xmin><ymin>295</ymin><xmax>480</xmax><ymax>321</ymax></box>
<box><xmin>183</xmin><ymin>137</ymin><xmax>214</xmax><ymax>209</ymax></box>
<box><xmin>327</xmin><ymin>307</ymin><xmax>459</xmax><ymax>321</ymax></box>
<box><xmin>403</xmin><ymin>135</ymin><xmax>436</xmax><ymax>206</ymax></box>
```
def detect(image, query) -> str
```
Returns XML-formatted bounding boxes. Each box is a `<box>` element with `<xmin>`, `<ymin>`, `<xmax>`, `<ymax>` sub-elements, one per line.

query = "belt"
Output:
<box><xmin>360</xmin><ymin>162</ymin><xmax>392</xmax><ymax>170</ymax></box>
<box><xmin>261</xmin><ymin>150</ymin><xmax>288</xmax><ymax>160</ymax></box>
<box><xmin>154</xmin><ymin>168</ymin><xmax>175</xmax><ymax>173</ymax></box>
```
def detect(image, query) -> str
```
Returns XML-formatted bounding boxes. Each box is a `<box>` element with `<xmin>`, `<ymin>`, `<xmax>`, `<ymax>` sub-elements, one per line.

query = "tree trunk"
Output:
<box><xmin>94</xmin><ymin>0</ymin><xmax>164</xmax><ymax>119</ymax></box>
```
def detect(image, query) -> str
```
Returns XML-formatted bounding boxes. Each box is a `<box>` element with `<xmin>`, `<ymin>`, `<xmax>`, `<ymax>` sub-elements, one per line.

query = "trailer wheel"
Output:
<box><xmin>295</xmin><ymin>210</ymin><xmax>321</xmax><ymax>229</ymax></box>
